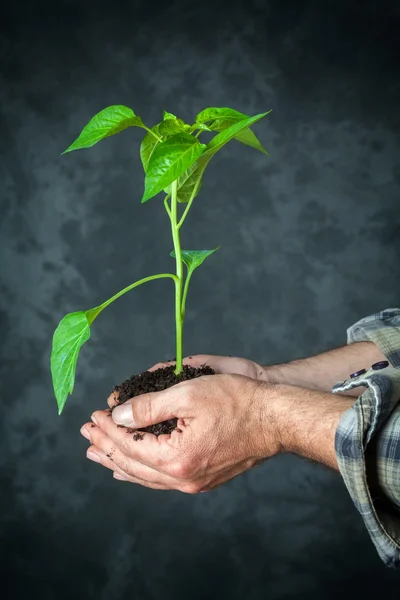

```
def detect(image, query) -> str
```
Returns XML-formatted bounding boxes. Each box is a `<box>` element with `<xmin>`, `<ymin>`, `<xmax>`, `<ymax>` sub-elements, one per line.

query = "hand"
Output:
<box><xmin>80</xmin><ymin>374</ymin><xmax>281</xmax><ymax>492</ymax></box>
<box><xmin>148</xmin><ymin>354</ymin><xmax>267</xmax><ymax>380</ymax></box>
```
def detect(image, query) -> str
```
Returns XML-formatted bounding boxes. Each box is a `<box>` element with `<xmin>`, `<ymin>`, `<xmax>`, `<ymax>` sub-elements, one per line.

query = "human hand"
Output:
<box><xmin>148</xmin><ymin>354</ymin><xmax>267</xmax><ymax>380</ymax></box>
<box><xmin>80</xmin><ymin>374</ymin><xmax>281</xmax><ymax>492</ymax></box>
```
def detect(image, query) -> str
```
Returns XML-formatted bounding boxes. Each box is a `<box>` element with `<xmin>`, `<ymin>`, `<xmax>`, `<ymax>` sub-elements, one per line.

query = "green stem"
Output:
<box><xmin>142</xmin><ymin>125</ymin><xmax>162</xmax><ymax>141</ymax></box>
<box><xmin>170</xmin><ymin>180</ymin><xmax>184</xmax><ymax>375</ymax></box>
<box><xmin>187</xmin><ymin>125</ymin><xmax>207</xmax><ymax>137</ymax></box>
<box><xmin>164</xmin><ymin>194</ymin><xmax>171</xmax><ymax>218</ymax></box>
<box><xmin>187</xmin><ymin>124</ymin><xmax>198</xmax><ymax>135</ymax></box>
<box><xmin>178</xmin><ymin>166</ymin><xmax>206</xmax><ymax>229</ymax></box>
<box><xmin>86</xmin><ymin>273</ymin><xmax>178</xmax><ymax>325</ymax></box>
<box><xmin>181</xmin><ymin>269</ymin><xmax>193</xmax><ymax>319</ymax></box>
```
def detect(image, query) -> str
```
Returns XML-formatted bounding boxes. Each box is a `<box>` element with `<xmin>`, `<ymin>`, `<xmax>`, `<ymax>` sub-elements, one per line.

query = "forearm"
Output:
<box><xmin>260</xmin><ymin>341</ymin><xmax>386</xmax><ymax>396</ymax></box>
<box><xmin>261</xmin><ymin>383</ymin><xmax>354</xmax><ymax>470</ymax></box>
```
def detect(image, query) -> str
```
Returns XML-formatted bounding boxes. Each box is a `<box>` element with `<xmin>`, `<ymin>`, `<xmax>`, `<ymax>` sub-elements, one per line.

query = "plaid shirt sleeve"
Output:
<box><xmin>332</xmin><ymin>309</ymin><xmax>400</xmax><ymax>568</ymax></box>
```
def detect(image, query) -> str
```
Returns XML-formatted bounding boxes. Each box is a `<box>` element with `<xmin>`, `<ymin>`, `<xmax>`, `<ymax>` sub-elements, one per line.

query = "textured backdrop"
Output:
<box><xmin>1</xmin><ymin>0</ymin><xmax>400</xmax><ymax>598</ymax></box>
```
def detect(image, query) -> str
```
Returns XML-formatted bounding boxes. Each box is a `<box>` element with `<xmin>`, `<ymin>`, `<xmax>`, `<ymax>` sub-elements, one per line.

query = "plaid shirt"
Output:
<box><xmin>333</xmin><ymin>309</ymin><xmax>400</xmax><ymax>568</ymax></box>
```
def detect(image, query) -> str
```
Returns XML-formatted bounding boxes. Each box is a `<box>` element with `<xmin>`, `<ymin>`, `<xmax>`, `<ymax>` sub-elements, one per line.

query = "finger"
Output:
<box><xmin>112</xmin><ymin>472</ymin><xmax>168</xmax><ymax>489</ymax></box>
<box><xmin>83</xmin><ymin>423</ymin><xmax>178</xmax><ymax>487</ymax></box>
<box><xmin>107</xmin><ymin>389</ymin><xmax>120</xmax><ymax>409</ymax></box>
<box><xmin>184</xmin><ymin>354</ymin><xmax>251</xmax><ymax>376</ymax></box>
<box><xmin>86</xmin><ymin>444</ymin><xmax>169</xmax><ymax>490</ymax></box>
<box><xmin>88</xmin><ymin>443</ymin><xmax>204</xmax><ymax>494</ymax></box>
<box><xmin>82</xmin><ymin>424</ymin><xmax>131</xmax><ymax>473</ymax></box>
<box><xmin>147</xmin><ymin>361</ymin><xmax>175</xmax><ymax>372</ymax></box>
<box><xmin>85</xmin><ymin>444</ymin><xmax>132</xmax><ymax>478</ymax></box>
<box><xmin>110</xmin><ymin>383</ymin><xmax>190</xmax><ymax>429</ymax></box>
<box><xmin>89</xmin><ymin>410</ymin><xmax>179</xmax><ymax>469</ymax></box>
<box><xmin>147</xmin><ymin>356</ymin><xmax>213</xmax><ymax>372</ymax></box>
<box><xmin>184</xmin><ymin>354</ymin><xmax>237</xmax><ymax>373</ymax></box>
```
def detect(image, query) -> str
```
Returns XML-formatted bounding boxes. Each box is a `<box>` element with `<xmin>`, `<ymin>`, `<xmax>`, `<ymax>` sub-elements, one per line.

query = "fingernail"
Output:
<box><xmin>112</xmin><ymin>401</ymin><xmax>135</xmax><ymax>427</ymax></box>
<box><xmin>80</xmin><ymin>426</ymin><xmax>91</xmax><ymax>441</ymax></box>
<box><xmin>87</xmin><ymin>450</ymin><xmax>101</xmax><ymax>464</ymax></box>
<box><xmin>91</xmin><ymin>413</ymin><xmax>98</xmax><ymax>425</ymax></box>
<box><xmin>113</xmin><ymin>472</ymin><xmax>128</xmax><ymax>481</ymax></box>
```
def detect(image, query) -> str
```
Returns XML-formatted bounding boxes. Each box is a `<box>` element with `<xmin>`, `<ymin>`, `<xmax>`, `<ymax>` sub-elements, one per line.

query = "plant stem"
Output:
<box><xmin>170</xmin><ymin>180</ymin><xmax>184</xmax><ymax>375</ymax></box>
<box><xmin>164</xmin><ymin>194</ymin><xmax>171</xmax><ymax>218</ymax></box>
<box><xmin>177</xmin><ymin>169</ymin><xmax>205</xmax><ymax>229</ymax></box>
<box><xmin>181</xmin><ymin>269</ymin><xmax>193</xmax><ymax>319</ymax></box>
<box><xmin>86</xmin><ymin>273</ymin><xmax>178</xmax><ymax>325</ymax></box>
<box><xmin>142</xmin><ymin>125</ymin><xmax>162</xmax><ymax>141</ymax></box>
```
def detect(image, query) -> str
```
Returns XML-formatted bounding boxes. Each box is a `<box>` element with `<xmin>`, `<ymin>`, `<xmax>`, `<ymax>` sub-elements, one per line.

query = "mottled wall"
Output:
<box><xmin>1</xmin><ymin>0</ymin><xmax>400</xmax><ymax>598</ymax></box>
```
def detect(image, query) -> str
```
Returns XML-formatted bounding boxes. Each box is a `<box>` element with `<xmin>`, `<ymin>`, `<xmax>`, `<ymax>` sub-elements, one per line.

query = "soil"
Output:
<box><xmin>112</xmin><ymin>363</ymin><xmax>215</xmax><ymax>438</ymax></box>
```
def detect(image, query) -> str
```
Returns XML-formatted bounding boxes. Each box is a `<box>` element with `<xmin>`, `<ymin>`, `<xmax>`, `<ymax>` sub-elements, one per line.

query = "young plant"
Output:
<box><xmin>51</xmin><ymin>105</ymin><xmax>271</xmax><ymax>414</ymax></box>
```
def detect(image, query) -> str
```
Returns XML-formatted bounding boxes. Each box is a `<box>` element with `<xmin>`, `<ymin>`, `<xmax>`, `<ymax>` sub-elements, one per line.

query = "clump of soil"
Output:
<box><xmin>112</xmin><ymin>364</ymin><xmax>215</xmax><ymax>438</ymax></box>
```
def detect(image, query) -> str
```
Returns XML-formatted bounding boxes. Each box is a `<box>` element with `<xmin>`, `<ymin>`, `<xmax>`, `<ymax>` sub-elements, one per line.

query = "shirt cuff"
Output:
<box><xmin>332</xmin><ymin>309</ymin><xmax>400</xmax><ymax>568</ymax></box>
<box><xmin>346</xmin><ymin>308</ymin><xmax>400</xmax><ymax>366</ymax></box>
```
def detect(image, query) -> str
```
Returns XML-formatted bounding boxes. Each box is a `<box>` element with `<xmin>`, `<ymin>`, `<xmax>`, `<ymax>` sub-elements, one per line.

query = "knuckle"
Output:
<box><xmin>155</xmin><ymin>443</ymin><xmax>177</xmax><ymax>470</ymax></box>
<box><xmin>89</xmin><ymin>426</ymin><xmax>101</xmax><ymax>445</ymax></box>
<box><xmin>165</xmin><ymin>461</ymin><xmax>181</xmax><ymax>478</ymax></box>
<box><xmin>168</xmin><ymin>458</ymin><xmax>192</xmax><ymax>480</ymax></box>
<box><xmin>133</xmin><ymin>393</ymin><xmax>154</xmax><ymax>425</ymax></box>
<box><xmin>153</xmin><ymin>451</ymin><xmax>168</xmax><ymax>470</ymax></box>
<box><xmin>174</xmin><ymin>383</ymin><xmax>192</xmax><ymax>407</ymax></box>
<box><xmin>114</xmin><ymin>454</ymin><xmax>131</xmax><ymax>475</ymax></box>
<box><xmin>119</xmin><ymin>439</ymin><xmax>140</xmax><ymax>465</ymax></box>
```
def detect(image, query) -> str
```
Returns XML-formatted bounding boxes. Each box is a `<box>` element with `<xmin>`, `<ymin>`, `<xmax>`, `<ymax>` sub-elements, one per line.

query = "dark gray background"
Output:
<box><xmin>1</xmin><ymin>0</ymin><xmax>400</xmax><ymax>598</ymax></box>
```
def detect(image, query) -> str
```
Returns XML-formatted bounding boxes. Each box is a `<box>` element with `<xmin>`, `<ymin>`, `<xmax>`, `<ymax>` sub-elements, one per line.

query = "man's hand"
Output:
<box><xmin>80</xmin><ymin>374</ymin><xmax>281</xmax><ymax>492</ymax></box>
<box><xmin>160</xmin><ymin>341</ymin><xmax>385</xmax><ymax>397</ymax></box>
<box><xmin>148</xmin><ymin>354</ymin><xmax>267</xmax><ymax>380</ymax></box>
<box><xmin>79</xmin><ymin>341</ymin><xmax>384</xmax><ymax>491</ymax></box>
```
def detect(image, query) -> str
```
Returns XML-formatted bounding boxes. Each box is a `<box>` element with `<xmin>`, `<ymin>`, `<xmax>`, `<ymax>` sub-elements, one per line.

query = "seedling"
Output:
<box><xmin>51</xmin><ymin>105</ymin><xmax>271</xmax><ymax>414</ymax></box>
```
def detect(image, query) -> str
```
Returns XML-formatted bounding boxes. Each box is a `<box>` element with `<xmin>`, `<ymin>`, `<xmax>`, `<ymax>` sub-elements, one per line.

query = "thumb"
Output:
<box><xmin>111</xmin><ymin>389</ymin><xmax>178</xmax><ymax>428</ymax></box>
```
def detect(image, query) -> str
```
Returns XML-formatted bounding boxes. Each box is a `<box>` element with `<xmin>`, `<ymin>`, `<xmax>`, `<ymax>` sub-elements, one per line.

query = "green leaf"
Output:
<box><xmin>157</xmin><ymin>118</ymin><xmax>189</xmax><ymax>137</ymax></box>
<box><xmin>170</xmin><ymin>248</ymin><xmax>220</xmax><ymax>273</ymax></box>
<box><xmin>196</xmin><ymin>122</ymin><xmax>213</xmax><ymax>132</ymax></box>
<box><xmin>174</xmin><ymin>159</ymin><xmax>208</xmax><ymax>203</ymax></box>
<box><xmin>203</xmin><ymin>111</ymin><xmax>271</xmax><ymax>160</ymax></box>
<box><xmin>171</xmin><ymin>111</ymin><xmax>271</xmax><ymax>204</ymax></box>
<box><xmin>140</xmin><ymin>120</ymin><xmax>190</xmax><ymax>173</ymax></box>
<box><xmin>62</xmin><ymin>105</ymin><xmax>145</xmax><ymax>154</ymax></box>
<box><xmin>51</xmin><ymin>311</ymin><xmax>92</xmax><ymax>415</ymax></box>
<box><xmin>171</xmin><ymin>111</ymin><xmax>271</xmax><ymax>203</ymax></box>
<box><xmin>140</xmin><ymin>124</ymin><xmax>162</xmax><ymax>172</ymax></box>
<box><xmin>163</xmin><ymin>110</ymin><xmax>177</xmax><ymax>120</ymax></box>
<box><xmin>197</xmin><ymin>107</ymin><xmax>269</xmax><ymax>154</ymax></box>
<box><xmin>230</xmin><ymin>128</ymin><xmax>268</xmax><ymax>154</ymax></box>
<box><xmin>51</xmin><ymin>272</ymin><xmax>178</xmax><ymax>414</ymax></box>
<box><xmin>142</xmin><ymin>133</ymin><xmax>206</xmax><ymax>203</ymax></box>
<box><xmin>196</xmin><ymin>107</ymin><xmax>247</xmax><ymax>124</ymax></box>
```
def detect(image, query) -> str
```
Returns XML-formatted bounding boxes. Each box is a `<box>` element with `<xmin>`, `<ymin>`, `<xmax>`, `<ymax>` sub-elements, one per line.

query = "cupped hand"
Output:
<box><xmin>80</xmin><ymin>374</ymin><xmax>281</xmax><ymax>493</ymax></box>
<box><xmin>147</xmin><ymin>354</ymin><xmax>267</xmax><ymax>380</ymax></box>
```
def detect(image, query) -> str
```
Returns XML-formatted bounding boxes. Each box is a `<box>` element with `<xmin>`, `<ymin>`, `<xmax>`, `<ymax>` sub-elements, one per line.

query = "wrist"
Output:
<box><xmin>257</xmin><ymin>364</ymin><xmax>284</xmax><ymax>384</ymax></box>
<box><xmin>253</xmin><ymin>381</ymin><xmax>285</xmax><ymax>458</ymax></box>
<box><xmin>257</xmin><ymin>382</ymin><xmax>354</xmax><ymax>469</ymax></box>
<box><xmin>258</xmin><ymin>383</ymin><xmax>292</xmax><ymax>456</ymax></box>
<box><xmin>258</xmin><ymin>341</ymin><xmax>387</xmax><ymax>394</ymax></box>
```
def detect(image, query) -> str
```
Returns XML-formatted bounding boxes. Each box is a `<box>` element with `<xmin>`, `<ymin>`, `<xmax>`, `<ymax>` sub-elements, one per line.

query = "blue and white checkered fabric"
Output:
<box><xmin>333</xmin><ymin>309</ymin><xmax>400</xmax><ymax>568</ymax></box>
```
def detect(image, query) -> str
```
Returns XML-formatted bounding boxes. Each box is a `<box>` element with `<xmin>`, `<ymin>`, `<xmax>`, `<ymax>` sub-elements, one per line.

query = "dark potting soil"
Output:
<box><xmin>112</xmin><ymin>364</ymin><xmax>215</xmax><ymax>438</ymax></box>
